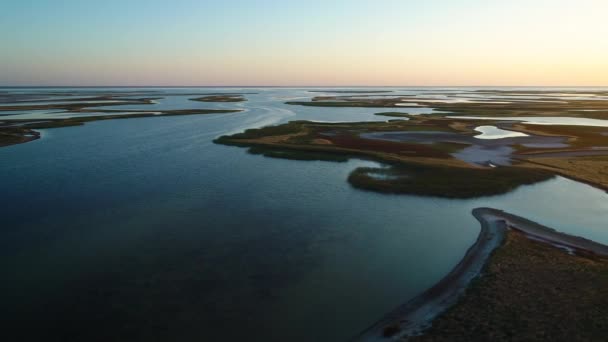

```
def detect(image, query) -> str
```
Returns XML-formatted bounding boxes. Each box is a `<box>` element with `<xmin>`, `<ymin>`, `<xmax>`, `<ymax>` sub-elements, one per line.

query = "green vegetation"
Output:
<box><xmin>248</xmin><ymin>146</ymin><xmax>349</xmax><ymax>162</ymax></box>
<box><xmin>0</xmin><ymin>97</ymin><xmax>159</xmax><ymax>112</ymax></box>
<box><xmin>348</xmin><ymin>164</ymin><xmax>554</xmax><ymax>198</ymax></box>
<box><xmin>410</xmin><ymin>230</ymin><xmax>608</xmax><ymax>341</ymax></box>
<box><xmin>190</xmin><ymin>95</ymin><xmax>246</xmax><ymax>102</ymax></box>
<box><xmin>473</xmin><ymin>90</ymin><xmax>608</xmax><ymax>96</ymax></box>
<box><xmin>3</xmin><ymin>95</ymin><xmax>119</xmax><ymax>104</ymax></box>
<box><xmin>432</xmin><ymin>142</ymin><xmax>470</xmax><ymax>153</ymax></box>
<box><xmin>517</xmin><ymin>124</ymin><xmax>608</xmax><ymax>150</ymax></box>
<box><xmin>286</xmin><ymin>101</ymin><xmax>388</xmax><ymax>107</ymax></box>
<box><xmin>0</xmin><ymin>127</ymin><xmax>39</xmax><ymax>147</ymax></box>
<box><xmin>0</xmin><ymin>109</ymin><xmax>241</xmax><ymax>147</ymax></box>
<box><xmin>216</xmin><ymin>121</ymin><xmax>306</xmax><ymax>141</ymax></box>
<box><xmin>286</xmin><ymin>92</ymin><xmax>608</xmax><ymax>119</ymax></box>
<box><xmin>374</xmin><ymin>112</ymin><xmax>411</xmax><ymax>118</ymax></box>
<box><xmin>308</xmin><ymin>90</ymin><xmax>393</xmax><ymax>94</ymax></box>
<box><xmin>522</xmin><ymin>156</ymin><xmax>608</xmax><ymax>192</ymax></box>
<box><xmin>24</xmin><ymin>109</ymin><xmax>240</xmax><ymax>128</ymax></box>
<box><xmin>426</xmin><ymin>100</ymin><xmax>608</xmax><ymax>120</ymax></box>
<box><xmin>214</xmin><ymin>118</ymin><xmax>562</xmax><ymax>198</ymax></box>
<box><xmin>286</xmin><ymin>97</ymin><xmax>416</xmax><ymax>108</ymax></box>
<box><xmin>213</xmin><ymin>114</ymin><xmax>608</xmax><ymax>198</ymax></box>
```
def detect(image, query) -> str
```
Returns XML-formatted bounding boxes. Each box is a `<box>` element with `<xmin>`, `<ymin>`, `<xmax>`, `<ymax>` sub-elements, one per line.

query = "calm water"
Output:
<box><xmin>1</xmin><ymin>88</ymin><xmax>608</xmax><ymax>341</ymax></box>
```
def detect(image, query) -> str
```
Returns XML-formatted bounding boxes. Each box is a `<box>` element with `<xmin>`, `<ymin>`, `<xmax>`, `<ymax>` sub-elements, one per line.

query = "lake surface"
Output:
<box><xmin>1</xmin><ymin>87</ymin><xmax>608</xmax><ymax>341</ymax></box>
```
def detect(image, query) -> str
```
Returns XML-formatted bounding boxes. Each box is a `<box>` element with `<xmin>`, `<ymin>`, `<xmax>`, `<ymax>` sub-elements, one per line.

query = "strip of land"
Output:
<box><xmin>214</xmin><ymin>115</ymin><xmax>608</xmax><ymax>197</ymax></box>
<box><xmin>308</xmin><ymin>90</ymin><xmax>394</xmax><ymax>94</ymax></box>
<box><xmin>0</xmin><ymin>109</ymin><xmax>241</xmax><ymax>147</ymax></box>
<box><xmin>0</xmin><ymin>89</ymin><xmax>251</xmax><ymax>147</ymax></box>
<box><xmin>0</xmin><ymin>91</ymin><xmax>257</xmax><ymax>104</ymax></box>
<box><xmin>374</xmin><ymin>112</ymin><xmax>412</xmax><ymax>118</ymax></box>
<box><xmin>286</xmin><ymin>91</ymin><xmax>608</xmax><ymax>119</ymax></box>
<box><xmin>355</xmin><ymin>208</ymin><xmax>608</xmax><ymax>341</ymax></box>
<box><xmin>190</xmin><ymin>94</ymin><xmax>247</xmax><ymax>102</ymax></box>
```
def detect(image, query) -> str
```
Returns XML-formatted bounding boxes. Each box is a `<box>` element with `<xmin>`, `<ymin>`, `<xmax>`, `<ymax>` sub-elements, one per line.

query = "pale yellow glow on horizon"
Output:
<box><xmin>2</xmin><ymin>0</ymin><xmax>607</xmax><ymax>86</ymax></box>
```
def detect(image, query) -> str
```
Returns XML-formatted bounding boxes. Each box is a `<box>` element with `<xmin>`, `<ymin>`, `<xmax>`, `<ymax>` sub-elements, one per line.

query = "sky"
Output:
<box><xmin>1</xmin><ymin>0</ymin><xmax>607</xmax><ymax>86</ymax></box>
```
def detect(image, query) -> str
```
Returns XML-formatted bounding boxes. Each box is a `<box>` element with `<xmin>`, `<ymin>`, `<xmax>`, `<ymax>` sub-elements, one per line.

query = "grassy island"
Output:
<box><xmin>348</xmin><ymin>164</ymin><xmax>552</xmax><ymax>198</ymax></box>
<box><xmin>215</xmin><ymin>113</ymin><xmax>608</xmax><ymax>198</ymax></box>
<box><xmin>374</xmin><ymin>112</ymin><xmax>412</xmax><ymax>118</ymax></box>
<box><xmin>357</xmin><ymin>208</ymin><xmax>608</xmax><ymax>341</ymax></box>
<box><xmin>190</xmin><ymin>94</ymin><xmax>247</xmax><ymax>102</ymax></box>
<box><xmin>286</xmin><ymin>98</ymin><xmax>418</xmax><ymax>108</ymax></box>
<box><xmin>214</xmin><ymin>119</ymin><xmax>568</xmax><ymax>197</ymax></box>
<box><xmin>409</xmin><ymin>229</ymin><xmax>608</xmax><ymax>341</ymax></box>
<box><xmin>0</xmin><ymin>109</ymin><xmax>241</xmax><ymax>147</ymax></box>
<box><xmin>0</xmin><ymin>97</ymin><xmax>160</xmax><ymax>112</ymax></box>
<box><xmin>286</xmin><ymin>91</ymin><xmax>608</xmax><ymax>120</ymax></box>
<box><xmin>0</xmin><ymin>90</ymin><xmax>252</xmax><ymax>148</ymax></box>
<box><xmin>308</xmin><ymin>90</ymin><xmax>394</xmax><ymax>94</ymax></box>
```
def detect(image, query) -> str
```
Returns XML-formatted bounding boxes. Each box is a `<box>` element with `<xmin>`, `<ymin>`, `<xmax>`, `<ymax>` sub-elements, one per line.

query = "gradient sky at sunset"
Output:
<box><xmin>2</xmin><ymin>0</ymin><xmax>607</xmax><ymax>86</ymax></box>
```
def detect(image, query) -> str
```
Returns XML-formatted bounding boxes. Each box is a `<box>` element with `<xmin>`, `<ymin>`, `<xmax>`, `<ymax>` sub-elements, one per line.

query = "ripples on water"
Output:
<box><xmin>1</xmin><ymin>87</ymin><xmax>608</xmax><ymax>341</ymax></box>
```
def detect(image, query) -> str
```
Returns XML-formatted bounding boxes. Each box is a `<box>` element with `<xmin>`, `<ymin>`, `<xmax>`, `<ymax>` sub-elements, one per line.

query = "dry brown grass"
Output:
<box><xmin>409</xmin><ymin>230</ymin><xmax>608</xmax><ymax>341</ymax></box>
<box><xmin>524</xmin><ymin>156</ymin><xmax>608</xmax><ymax>191</ymax></box>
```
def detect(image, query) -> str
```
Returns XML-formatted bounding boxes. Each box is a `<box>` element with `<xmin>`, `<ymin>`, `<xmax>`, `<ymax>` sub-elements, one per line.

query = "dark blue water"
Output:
<box><xmin>1</xmin><ymin>88</ymin><xmax>607</xmax><ymax>341</ymax></box>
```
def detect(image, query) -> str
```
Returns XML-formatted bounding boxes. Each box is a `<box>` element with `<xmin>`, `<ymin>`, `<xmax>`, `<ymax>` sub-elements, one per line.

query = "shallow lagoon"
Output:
<box><xmin>1</xmin><ymin>88</ymin><xmax>608</xmax><ymax>341</ymax></box>
<box><xmin>474</xmin><ymin>125</ymin><xmax>529</xmax><ymax>139</ymax></box>
<box><xmin>450</xmin><ymin>116</ymin><xmax>608</xmax><ymax>127</ymax></box>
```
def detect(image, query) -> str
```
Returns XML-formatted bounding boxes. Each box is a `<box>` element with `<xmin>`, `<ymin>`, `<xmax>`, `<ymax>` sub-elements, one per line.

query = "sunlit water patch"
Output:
<box><xmin>449</xmin><ymin>116</ymin><xmax>608</xmax><ymax>127</ymax></box>
<box><xmin>474</xmin><ymin>125</ymin><xmax>529</xmax><ymax>139</ymax></box>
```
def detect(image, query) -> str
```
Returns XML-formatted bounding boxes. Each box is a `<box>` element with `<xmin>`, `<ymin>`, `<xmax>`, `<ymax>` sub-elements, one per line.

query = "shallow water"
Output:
<box><xmin>361</xmin><ymin>130</ymin><xmax>568</xmax><ymax>166</ymax></box>
<box><xmin>1</xmin><ymin>87</ymin><xmax>608</xmax><ymax>341</ymax></box>
<box><xmin>450</xmin><ymin>116</ymin><xmax>608</xmax><ymax>127</ymax></box>
<box><xmin>474</xmin><ymin>125</ymin><xmax>528</xmax><ymax>139</ymax></box>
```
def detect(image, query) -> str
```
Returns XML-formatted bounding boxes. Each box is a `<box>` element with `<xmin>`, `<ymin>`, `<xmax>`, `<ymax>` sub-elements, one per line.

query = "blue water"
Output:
<box><xmin>1</xmin><ymin>88</ymin><xmax>607</xmax><ymax>341</ymax></box>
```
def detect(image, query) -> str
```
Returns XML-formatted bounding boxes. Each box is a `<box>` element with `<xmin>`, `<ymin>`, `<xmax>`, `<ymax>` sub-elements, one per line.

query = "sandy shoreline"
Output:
<box><xmin>354</xmin><ymin>207</ymin><xmax>608</xmax><ymax>341</ymax></box>
<box><xmin>481</xmin><ymin>208</ymin><xmax>608</xmax><ymax>257</ymax></box>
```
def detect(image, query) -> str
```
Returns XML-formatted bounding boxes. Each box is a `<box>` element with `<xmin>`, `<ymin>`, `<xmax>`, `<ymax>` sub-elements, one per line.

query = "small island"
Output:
<box><xmin>214</xmin><ymin>114</ymin><xmax>608</xmax><ymax>198</ymax></box>
<box><xmin>190</xmin><ymin>94</ymin><xmax>248</xmax><ymax>102</ymax></box>
<box><xmin>286</xmin><ymin>91</ymin><xmax>608</xmax><ymax>120</ymax></box>
<box><xmin>0</xmin><ymin>92</ymin><xmax>244</xmax><ymax>147</ymax></box>
<box><xmin>308</xmin><ymin>90</ymin><xmax>394</xmax><ymax>94</ymax></box>
<box><xmin>1</xmin><ymin>108</ymin><xmax>242</xmax><ymax>147</ymax></box>
<box><xmin>374</xmin><ymin>112</ymin><xmax>413</xmax><ymax>118</ymax></box>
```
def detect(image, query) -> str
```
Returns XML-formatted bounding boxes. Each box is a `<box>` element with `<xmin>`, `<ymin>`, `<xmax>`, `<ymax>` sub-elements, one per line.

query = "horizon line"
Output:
<box><xmin>2</xmin><ymin>85</ymin><xmax>608</xmax><ymax>88</ymax></box>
